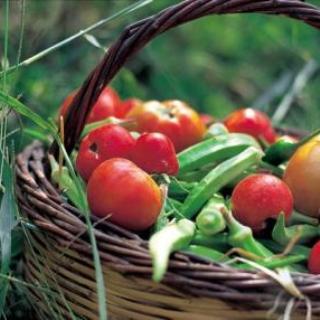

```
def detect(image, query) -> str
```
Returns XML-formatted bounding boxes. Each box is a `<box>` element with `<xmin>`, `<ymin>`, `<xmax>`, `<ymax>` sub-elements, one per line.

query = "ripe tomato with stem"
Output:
<box><xmin>127</xmin><ymin>100</ymin><xmax>205</xmax><ymax>152</ymax></box>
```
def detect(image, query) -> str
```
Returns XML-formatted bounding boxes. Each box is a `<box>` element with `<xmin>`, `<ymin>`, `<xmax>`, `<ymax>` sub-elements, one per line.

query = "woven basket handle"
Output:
<box><xmin>51</xmin><ymin>0</ymin><xmax>320</xmax><ymax>155</ymax></box>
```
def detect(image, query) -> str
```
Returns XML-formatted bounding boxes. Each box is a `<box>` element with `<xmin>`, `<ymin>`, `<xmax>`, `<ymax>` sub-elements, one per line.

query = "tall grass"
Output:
<box><xmin>0</xmin><ymin>1</ymin><xmax>16</xmax><ymax>316</ymax></box>
<box><xmin>0</xmin><ymin>0</ymin><xmax>153</xmax><ymax>319</ymax></box>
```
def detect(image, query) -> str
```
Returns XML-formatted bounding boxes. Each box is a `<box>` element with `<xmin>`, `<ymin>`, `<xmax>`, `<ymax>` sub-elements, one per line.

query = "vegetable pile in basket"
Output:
<box><xmin>56</xmin><ymin>86</ymin><xmax>320</xmax><ymax>283</ymax></box>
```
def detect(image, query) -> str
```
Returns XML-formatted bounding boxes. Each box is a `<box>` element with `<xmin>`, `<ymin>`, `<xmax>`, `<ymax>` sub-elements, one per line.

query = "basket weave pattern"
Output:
<box><xmin>17</xmin><ymin>1</ymin><xmax>320</xmax><ymax>319</ymax></box>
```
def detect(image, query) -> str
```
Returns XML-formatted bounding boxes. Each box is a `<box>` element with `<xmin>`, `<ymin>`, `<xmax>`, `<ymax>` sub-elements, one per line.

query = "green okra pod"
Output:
<box><xmin>168</xmin><ymin>179</ymin><xmax>198</xmax><ymax>200</ymax></box>
<box><xmin>260</xmin><ymin>239</ymin><xmax>311</xmax><ymax>257</ymax></box>
<box><xmin>49</xmin><ymin>155</ymin><xmax>85</xmax><ymax>210</ymax></box>
<box><xmin>180</xmin><ymin>147</ymin><xmax>263</xmax><ymax>219</ymax></box>
<box><xmin>196</xmin><ymin>194</ymin><xmax>226</xmax><ymax>236</ymax></box>
<box><xmin>191</xmin><ymin>232</ymin><xmax>230</xmax><ymax>252</ymax></box>
<box><xmin>149</xmin><ymin>219</ymin><xmax>196</xmax><ymax>282</ymax></box>
<box><xmin>222</xmin><ymin>208</ymin><xmax>273</xmax><ymax>259</ymax></box>
<box><xmin>178</xmin><ymin>133</ymin><xmax>260</xmax><ymax>175</ymax></box>
<box><xmin>183</xmin><ymin>245</ymin><xmax>227</xmax><ymax>263</ymax></box>
<box><xmin>288</xmin><ymin>210</ymin><xmax>319</xmax><ymax>226</ymax></box>
<box><xmin>205</xmin><ymin>123</ymin><xmax>229</xmax><ymax>139</ymax></box>
<box><xmin>272</xmin><ymin>213</ymin><xmax>319</xmax><ymax>246</ymax></box>
<box><xmin>178</xmin><ymin>164</ymin><xmax>215</xmax><ymax>182</ymax></box>
<box><xmin>238</xmin><ymin>254</ymin><xmax>306</xmax><ymax>270</ymax></box>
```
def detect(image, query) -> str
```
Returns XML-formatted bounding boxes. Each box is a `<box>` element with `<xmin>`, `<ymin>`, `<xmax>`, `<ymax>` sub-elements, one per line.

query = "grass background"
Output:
<box><xmin>1</xmin><ymin>0</ymin><xmax>320</xmax><ymax>318</ymax></box>
<box><xmin>3</xmin><ymin>0</ymin><xmax>320</xmax><ymax>147</ymax></box>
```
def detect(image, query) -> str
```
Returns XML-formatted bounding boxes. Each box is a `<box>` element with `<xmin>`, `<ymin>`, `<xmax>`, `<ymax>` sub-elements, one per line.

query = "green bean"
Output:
<box><xmin>178</xmin><ymin>133</ymin><xmax>260</xmax><ymax>175</ymax></box>
<box><xmin>180</xmin><ymin>147</ymin><xmax>263</xmax><ymax>219</ymax></box>
<box><xmin>196</xmin><ymin>194</ymin><xmax>226</xmax><ymax>236</ymax></box>
<box><xmin>149</xmin><ymin>219</ymin><xmax>196</xmax><ymax>282</ymax></box>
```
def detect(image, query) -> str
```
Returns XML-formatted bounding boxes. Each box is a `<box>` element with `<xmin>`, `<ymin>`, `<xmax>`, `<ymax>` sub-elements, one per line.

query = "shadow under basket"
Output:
<box><xmin>16</xmin><ymin>1</ymin><xmax>320</xmax><ymax>319</ymax></box>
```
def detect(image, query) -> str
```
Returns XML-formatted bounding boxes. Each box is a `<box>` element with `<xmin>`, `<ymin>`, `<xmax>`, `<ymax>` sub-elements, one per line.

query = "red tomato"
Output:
<box><xmin>87</xmin><ymin>158</ymin><xmax>162</xmax><ymax>231</ymax></box>
<box><xmin>127</xmin><ymin>100</ymin><xmax>206</xmax><ymax>152</ymax></box>
<box><xmin>59</xmin><ymin>87</ymin><xmax>122</xmax><ymax>123</ymax></box>
<box><xmin>231</xmin><ymin>174</ymin><xmax>293</xmax><ymax>232</ymax></box>
<box><xmin>76</xmin><ymin>124</ymin><xmax>135</xmax><ymax>181</ymax></box>
<box><xmin>119</xmin><ymin>98</ymin><xmax>142</xmax><ymax>118</ymax></box>
<box><xmin>308</xmin><ymin>241</ymin><xmax>320</xmax><ymax>274</ymax></box>
<box><xmin>224</xmin><ymin>108</ymin><xmax>277</xmax><ymax>143</ymax></box>
<box><xmin>200</xmin><ymin>113</ymin><xmax>214</xmax><ymax>127</ymax></box>
<box><xmin>59</xmin><ymin>91</ymin><xmax>76</xmax><ymax>121</ymax></box>
<box><xmin>131</xmin><ymin>132</ymin><xmax>179</xmax><ymax>176</ymax></box>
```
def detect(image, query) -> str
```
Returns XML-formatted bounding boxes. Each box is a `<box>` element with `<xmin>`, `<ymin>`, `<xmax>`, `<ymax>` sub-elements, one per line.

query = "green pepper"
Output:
<box><xmin>272</xmin><ymin>213</ymin><xmax>319</xmax><ymax>246</ymax></box>
<box><xmin>149</xmin><ymin>219</ymin><xmax>196</xmax><ymax>282</ymax></box>
<box><xmin>263</xmin><ymin>128</ymin><xmax>320</xmax><ymax>165</ymax></box>
<box><xmin>178</xmin><ymin>133</ymin><xmax>260</xmax><ymax>175</ymax></box>
<box><xmin>180</xmin><ymin>147</ymin><xmax>263</xmax><ymax>219</ymax></box>
<box><xmin>196</xmin><ymin>194</ymin><xmax>226</xmax><ymax>236</ymax></box>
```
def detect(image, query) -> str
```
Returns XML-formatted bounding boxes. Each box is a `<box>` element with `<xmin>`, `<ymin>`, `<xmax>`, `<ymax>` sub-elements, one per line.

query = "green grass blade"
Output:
<box><xmin>16</xmin><ymin>0</ymin><xmax>26</xmax><ymax>66</ymax></box>
<box><xmin>0</xmin><ymin>91</ymin><xmax>54</xmax><ymax>133</ymax></box>
<box><xmin>0</xmin><ymin>155</ymin><xmax>17</xmax><ymax>313</ymax></box>
<box><xmin>0</xmin><ymin>0</ymin><xmax>153</xmax><ymax>77</ymax></box>
<box><xmin>53</xmin><ymin>136</ymin><xmax>107</xmax><ymax>319</ymax></box>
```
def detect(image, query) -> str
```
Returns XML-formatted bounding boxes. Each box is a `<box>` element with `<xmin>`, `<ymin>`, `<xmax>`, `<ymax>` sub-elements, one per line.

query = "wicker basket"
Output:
<box><xmin>16</xmin><ymin>1</ymin><xmax>320</xmax><ymax>319</ymax></box>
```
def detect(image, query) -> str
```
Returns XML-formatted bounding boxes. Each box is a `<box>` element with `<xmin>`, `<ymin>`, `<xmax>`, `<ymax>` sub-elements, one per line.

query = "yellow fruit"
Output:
<box><xmin>284</xmin><ymin>140</ymin><xmax>320</xmax><ymax>218</ymax></box>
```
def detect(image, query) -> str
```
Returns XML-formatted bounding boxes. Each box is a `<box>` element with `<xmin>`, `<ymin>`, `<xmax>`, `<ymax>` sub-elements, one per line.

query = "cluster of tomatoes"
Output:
<box><xmin>60</xmin><ymin>87</ymin><xmax>205</xmax><ymax>230</ymax></box>
<box><xmin>59</xmin><ymin>86</ymin><xmax>320</xmax><ymax>275</ymax></box>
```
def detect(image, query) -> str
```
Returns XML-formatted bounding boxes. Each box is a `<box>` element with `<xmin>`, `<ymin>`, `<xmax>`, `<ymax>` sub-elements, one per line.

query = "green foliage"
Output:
<box><xmin>3</xmin><ymin>1</ymin><xmax>320</xmax><ymax>146</ymax></box>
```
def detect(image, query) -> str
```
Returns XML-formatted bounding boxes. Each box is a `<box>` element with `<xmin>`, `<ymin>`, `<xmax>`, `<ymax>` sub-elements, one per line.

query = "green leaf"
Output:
<box><xmin>0</xmin><ymin>90</ymin><xmax>54</xmax><ymax>133</ymax></box>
